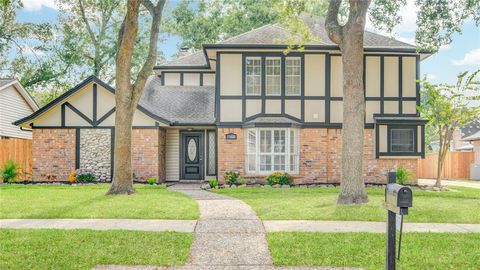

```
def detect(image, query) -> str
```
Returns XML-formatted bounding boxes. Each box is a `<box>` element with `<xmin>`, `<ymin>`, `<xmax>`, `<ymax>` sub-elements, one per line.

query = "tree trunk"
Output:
<box><xmin>107</xmin><ymin>0</ymin><xmax>165</xmax><ymax>195</ymax></box>
<box><xmin>326</xmin><ymin>0</ymin><xmax>371</xmax><ymax>204</ymax></box>
<box><xmin>108</xmin><ymin>104</ymin><xmax>136</xmax><ymax>195</ymax></box>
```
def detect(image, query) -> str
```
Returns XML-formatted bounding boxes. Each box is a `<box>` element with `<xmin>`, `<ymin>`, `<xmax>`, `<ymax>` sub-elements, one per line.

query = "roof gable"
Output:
<box><xmin>0</xmin><ymin>79</ymin><xmax>38</xmax><ymax>111</ymax></box>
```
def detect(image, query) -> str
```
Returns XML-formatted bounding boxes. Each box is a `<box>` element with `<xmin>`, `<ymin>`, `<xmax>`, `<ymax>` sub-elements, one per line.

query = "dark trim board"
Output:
<box><xmin>15</xmin><ymin>75</ymin><xmax>172</xmax><ymax>127</ymax></box>
<box><xmin>160</xmin><ymin>71</ymin><xmax>216</xmax><ymax>86</ymax></box>
<box><xmin>216</xmin><ymin>52</ymin><xmax>423</xmax><ymax>128</ymax></box>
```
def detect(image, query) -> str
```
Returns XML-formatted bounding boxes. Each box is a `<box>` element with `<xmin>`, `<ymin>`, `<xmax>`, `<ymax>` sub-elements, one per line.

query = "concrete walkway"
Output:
<box><xmin>169</xmin><ymin>183</ymin><xmax>274</xmax><ymax>268</ymax></box>
<box><xmin>264</xmin><ymin>220</ymin><xmax>480</xmax><ymax>233</ymax></box>
<box><xmin>418</xmin><ymin>178</ymin><xmax>480</xmax><ymax>189</ymax></box>
<box><xmin>0</xmin><ymin>219</ymin><xmax>196</xmax><ymax>232</ymax></box>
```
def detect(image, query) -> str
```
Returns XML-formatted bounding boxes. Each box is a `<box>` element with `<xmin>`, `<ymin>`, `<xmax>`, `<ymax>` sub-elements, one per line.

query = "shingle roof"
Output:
<box><xmin>243</xmin><ymin>116</ymin><xmax>302</xmax><ymax>127</ymax></box>
<box><xmin>219</xmin><ymin>16</ymin><xmax>415</xmax><ymax>49</ymax></box>
<box><xmin>140</xmin><ymin>76</ymin><xmax>215</xmax><ymax>124</ymax></box>
<box><xmin>156</xmin><ymin>51</ymin><xmax>207</xmax><ymax>68</ymax></box>
<box><xmin>462</xmin><ymin>130</ymin><xmax>480</xmax><ymax>141</ymax></box>
<box><xmin>460</xmin><ymin>121</ymin><xmax>480</xmax><ymax>139</ymax></box>
<box><xmin>158</xmin><ymin>15</ymin><xmax>418</xmax><ymax>69</ymax></box>
<box><xmin>0</xmin><ymin>79</ymin><xmax>15</xmax><ymax>88</ymax></box>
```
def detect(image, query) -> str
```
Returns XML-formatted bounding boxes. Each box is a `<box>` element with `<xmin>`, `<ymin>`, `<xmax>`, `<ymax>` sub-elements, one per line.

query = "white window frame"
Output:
<box><xmin>245</xmin><ymin>57</ymin><xmax>262</xmax><ymax>96</ymax></box>
<box><xmin>265</xmin><ymin>57</ymin><xmax>281</xmax><ymax>96</ymax></box>
<box><xmin>245</xmin><ymin>128</ymin><xmax>299</xmax><ymax>175</ymax></box>
<box><xmin>285</xmin><ymin>57</ymin><xmax>301</xmax><ymax>96</ymax></box>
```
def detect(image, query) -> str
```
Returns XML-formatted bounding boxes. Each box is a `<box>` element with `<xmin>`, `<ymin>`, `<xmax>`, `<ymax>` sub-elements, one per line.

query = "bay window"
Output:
<box><xmin>246</xmin><ymin>128</ymin><xmax>299</xmax><ymax>174</ymax></box>
<box><xmin>246</xmin><ymin>57</ymin><xmax>262</xmax><ymax>95</ymax></box>
<box><xmin>285</xmin><ymin>57</ymin><xmax>301</xmax><ymax>96</ymax></box>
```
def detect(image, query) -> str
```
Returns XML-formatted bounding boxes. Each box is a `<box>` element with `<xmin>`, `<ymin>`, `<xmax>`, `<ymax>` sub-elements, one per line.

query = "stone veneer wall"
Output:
<box><xmin>217</xmin><ymin>127</ymin><xmax>418</xmax><ymax>184</ymax></box>
<box><xmin>32</xmin><ymin>129</ymin><xmax>76</xmax><ymax>181</ymax></box>
<box><xmin>79</xmin><ymin>128</ymin><xmax>111</xmax><ymax>181</ymax></box>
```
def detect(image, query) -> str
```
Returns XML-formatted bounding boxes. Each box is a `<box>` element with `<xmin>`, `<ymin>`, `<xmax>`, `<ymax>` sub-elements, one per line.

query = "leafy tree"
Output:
<box><xmin>279</xmin><ymin>0</ymin><xmax>479</xmax><ymax>204</ymax></box>
<box><xmin>418</xmin><ymin>70</ymin><xmax>480</xmax><ymax>188</ymax></box>
<box><xmin>108</xmin><ymin>0</ymin><xmax>165</xmax><ymax>195</ymax></box>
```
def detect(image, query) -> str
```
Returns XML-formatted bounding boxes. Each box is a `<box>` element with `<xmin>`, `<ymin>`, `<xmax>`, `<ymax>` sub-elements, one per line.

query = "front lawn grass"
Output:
<box><xmin>0</xmin><ymin>184</ymin><xmax>199</xmax><ymax>219</ymax></box>
<box><xmin>268</xmin><ymin>232</ymin><xmax>480</xmax><ymax>269</ymax></box>
<box><xmin>214</xmin><ymin>186</ymin><xmax>480</xmax><ymax>223</ymax></box>
<box><xmin>0</xmin><ymin>229</ymin><xmax>193</xmax><ymax>270</ymax></box>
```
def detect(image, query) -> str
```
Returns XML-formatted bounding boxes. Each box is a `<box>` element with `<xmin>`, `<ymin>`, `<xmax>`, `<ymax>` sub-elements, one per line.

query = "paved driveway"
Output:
<box><xmin>418</xmin><ymin>178</ymin><xmax>480</xmax><ymax>189</ymax></box>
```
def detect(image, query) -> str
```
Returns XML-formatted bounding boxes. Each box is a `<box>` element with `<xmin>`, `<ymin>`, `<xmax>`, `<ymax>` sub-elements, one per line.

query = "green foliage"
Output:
<box><xmin>75</xmin><ymin>169</ymin><xmax>96</xmax><ymax>183</ymax></box>
<box><xmin>418</xmin><ymin>70</ymin><xmax>480</xmax><ymax>181</ymax></box>
<box><xmin>208</xmin><ymin>179</ymin><xmax>219</xmax><ymax>188</ymax></box>
<box><xmin>238</xmin><ymin>177</ymin><xmax>247</xmax><ymax>185</ymax></box>
<box><xmin>147</xmin><ymin>177</ymin><xmax>157</xmax><ymax>185</ymax></box>
<box><xmin>224</xmin><ymin>171</ymin><xmax>240</xmax><ymax>185</ymax></box>
<box><xmin>396</xmin><ymin>166</ymin><xmax>413</xmax><ymax>185</ymax></box>
<box><xmin>0</xmin><ymin>160</ymin><xmax>20</xmax><ymax>183</ymax></box>
<box><xmin>266</xmin><ymin>172</ymin><xmax>292</xmax><ymax>186</ymax></box>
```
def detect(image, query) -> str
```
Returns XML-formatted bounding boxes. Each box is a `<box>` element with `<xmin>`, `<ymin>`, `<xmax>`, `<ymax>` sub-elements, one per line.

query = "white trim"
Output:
<box><xmin>245</xmin><ymin>127</ymin><xmax>299</xmax><ymax>175</ymax></box>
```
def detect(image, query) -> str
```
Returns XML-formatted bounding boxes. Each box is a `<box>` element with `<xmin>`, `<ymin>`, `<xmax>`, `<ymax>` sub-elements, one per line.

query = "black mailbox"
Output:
<box><xmin>385</xmin><ymin>183</ymin><xmax>412</xmax><ymax>215</ymax></box>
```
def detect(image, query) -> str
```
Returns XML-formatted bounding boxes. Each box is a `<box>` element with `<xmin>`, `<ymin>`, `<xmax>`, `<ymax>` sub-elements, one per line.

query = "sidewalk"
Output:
<box><xmin>2</xmin><ymin>218</ymin><xmax>479</xmax><ymax>233</ymax></box>
<box><xmin>418</xmin><ymin>178</ymin><xmax>480</xmax><ymax>189</ymax></box>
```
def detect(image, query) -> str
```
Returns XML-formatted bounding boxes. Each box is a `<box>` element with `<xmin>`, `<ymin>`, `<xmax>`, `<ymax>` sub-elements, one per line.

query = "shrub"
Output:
<box><xmin>147</xmin><ymin>177</ymin><xmax>157</xmax><ymax>185</ymax></box>
<box><xmin>76</xmin><ymin>169</ymin><xmax>96</xmax><ymax>183</ymax></box>
<box><xmin>396</xmin><ymin>166</ymin><xmax>413</xmax><ymax>185</ymax></box>
<box><xmin>0</xmin><ymin>160</ymin><xmax>20</xmax><ymax>183</ymax></box>
<box><xmin>68</xmin><ymin>170</ymin><xmax>77</xmax><ymax>183</ymax></box>
<box><xmin>209</xmin><ymin>179</ymin><xmax>219</xmax><ymax>188</ymax></box>
<box><xmin>224</xmin><ymin>171</ymin><xmax>240</xmax><ymax>185</ymax></box>
<box><xmin>239</xmin><ymin>177</ymin><xmax>247</xmax><ymax>185</ymax></box>
<box><xmin>266</xmin><ymin>172</ymin><xmax>292</xmax><ymax>186</ymax></box>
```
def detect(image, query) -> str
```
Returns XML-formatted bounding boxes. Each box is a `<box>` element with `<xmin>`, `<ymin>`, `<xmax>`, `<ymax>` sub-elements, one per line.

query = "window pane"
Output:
<box><xmin>286</xmin><ymin>57</ymin><xmax>301</xmax><ymax>96</ymax></box>
<box><xmin>246</xmin><ymin>57</ymin><xmax>261</xmax><ymax>96</ymax></box>
<box><xmin>248</xmin><ymin>130</ymin><xmax>256</xmax><ymax>154</ymax></box>
<box><xmin>391</xmin><ymin>128</ymin><xmax>414</xmax><ymax>152</ymax></box>
<box><xmin>266</xmin><ymin>57</ymin><xmax>281</xmax><ymax>96</ymax></box>
<box><xmin>260</xmin><ymin>130</ymin><xmax>271</xmax><ymax>153</ymax></box>
<box><xmin>260</xmin><ymin>155</ymin><xmax>271</xmax><ymax>171</ymax></box>
<box><xmin>207</xmin><ymin>131</ymin><xmax>216</xmax><ymax>175</ymax></box>
<box><xmin>274</xmin><ymin>130</ymin><xmax>286</xmax><ymax>153</ymax></box>
<box><xmin>247</xmin><ymin>154</ymin><xmax>256</xmax><ymax>172</ymax></box>
<box><xmin>274</xmin><ymin>155</ymin><xmax>286</xmax><ymax>171</ymax></box>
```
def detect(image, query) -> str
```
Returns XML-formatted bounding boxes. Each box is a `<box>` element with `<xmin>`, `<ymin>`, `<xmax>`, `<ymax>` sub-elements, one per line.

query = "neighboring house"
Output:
<box><xmin>0</xmin><ymin>79</ymin><xmax>38</xmax><ymax>139</ymax></box>
<box><xmin>462</xmin><ymin>131</ymin><xmax>480</xmax><ymax>180</ymax></box>
<box><xmin>451</xmin><ymin>121</ymin><xmax>480</xmax><ymax>151</ymax></box>
<box><xmin>15</xmin><ymin>17</ymin><xmax>429</xmax><ymax>183</ymax></box>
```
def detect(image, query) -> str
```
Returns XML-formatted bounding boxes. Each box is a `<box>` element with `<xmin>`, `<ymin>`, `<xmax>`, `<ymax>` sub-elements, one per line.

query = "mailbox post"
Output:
<box><xmin>385</xmin><ymin>171</ymin><xmax>413</xmax><ymax>270</ymax></box>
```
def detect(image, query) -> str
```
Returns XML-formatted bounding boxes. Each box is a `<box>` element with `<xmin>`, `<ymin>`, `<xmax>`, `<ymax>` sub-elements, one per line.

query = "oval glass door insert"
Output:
<box><xmin>187</xmin><ymin>138</ymin><xmax>197</xmax><ymax>162</ymax></box>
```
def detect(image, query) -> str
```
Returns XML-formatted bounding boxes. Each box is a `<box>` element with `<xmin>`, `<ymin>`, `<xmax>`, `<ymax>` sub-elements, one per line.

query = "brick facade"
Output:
<box><xmin>217</xmin><ymin>128</ymin><xmax>245</xmax><ymax>182</ymax></box>
<box><xmin>217</xmin><ymin>127</ymin><xmax>418</xmax><ymax>184</ymax></box>
<box><xmin>32</xmin><ymin>129</ymin><xmax>76</xmax><ymax>181</ymax></box>
<box><xmin>131</xmin><ymin>128</ymin><xmax>166</xmax><ymax>182</ymax></box>
<box><xmin>32</xmin><ymin>128</ymin><xmax>166</xmax><ymax>182</ymax></box>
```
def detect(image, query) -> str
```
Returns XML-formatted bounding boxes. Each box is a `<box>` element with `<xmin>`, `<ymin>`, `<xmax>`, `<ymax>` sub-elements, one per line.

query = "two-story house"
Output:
<box><xmin>15</xmin><ymin>17</ymin><xmax>429</xmax><ymax>183</ymax></box>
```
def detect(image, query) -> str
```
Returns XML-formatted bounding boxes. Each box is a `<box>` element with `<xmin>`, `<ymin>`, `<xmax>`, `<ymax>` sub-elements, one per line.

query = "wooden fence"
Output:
<box><xmin>0</xmin><ymin>139</ymin><xmax>32</xmax><ymax>180</ymax></box>
<box><xmin>417</xmin><ymin>151</ymin><xmax>474</xmax><ymax>179</ymax></box>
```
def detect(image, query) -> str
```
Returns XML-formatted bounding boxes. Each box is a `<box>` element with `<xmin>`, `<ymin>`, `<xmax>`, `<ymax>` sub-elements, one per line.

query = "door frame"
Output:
<box><xmin>180</xmin><ymin>131</ymin><xmax>204</xmax><ymax>180</ymax></box>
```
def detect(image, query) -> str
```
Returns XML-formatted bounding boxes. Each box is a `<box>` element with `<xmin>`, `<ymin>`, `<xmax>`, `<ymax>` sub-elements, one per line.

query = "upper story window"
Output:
<box><xmin>265</xmin><ymin>57</ymin><xmax>281</xmax><ymax>96</ymax></box>
<box><xmin>246</xmin><ymin>57</ymin><xmax>262</xmax><ymax>96</ymax></box>
<box><xmin>285</xmin><ymin>57</ymin><xmax>301</xmax><ymax>96</ymax></box>
<box><xmin>390</xmin><ymin>128</ymin><xmax>415</xmax><ymax>152</ymax></box>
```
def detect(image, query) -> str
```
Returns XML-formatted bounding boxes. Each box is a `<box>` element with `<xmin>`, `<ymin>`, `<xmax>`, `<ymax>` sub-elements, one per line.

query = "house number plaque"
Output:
<box><xmin>225</xmin><ymin>133</ymin><xmax>237</xmax><ymax>140</ymax></box>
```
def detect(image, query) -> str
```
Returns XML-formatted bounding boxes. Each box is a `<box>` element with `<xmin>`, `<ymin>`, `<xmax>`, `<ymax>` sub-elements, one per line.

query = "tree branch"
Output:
<box><xmin>78</xmin><ymin>0</ymin><xmax>98</xmax><ymax>46</ymax></box>
<box><xmin>325</xmin><ymin>0</ymin><xmax>343</xmax><ymax>45</ymax></box>
<box><xmin>132</xmin><ymin>0</ymin><xmax>166</xmax><ymax>103</ymax></box>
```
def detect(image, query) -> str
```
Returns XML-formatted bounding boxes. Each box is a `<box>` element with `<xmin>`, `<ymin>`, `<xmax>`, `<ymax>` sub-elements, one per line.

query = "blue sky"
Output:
<box><xmin>17</xmin><ymin>0</ymin><xmax>480</xmax><ymax>85</ymax></box>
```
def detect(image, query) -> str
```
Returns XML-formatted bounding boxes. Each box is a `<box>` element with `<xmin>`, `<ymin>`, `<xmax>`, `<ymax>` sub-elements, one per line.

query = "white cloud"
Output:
<box><xmin>452</xmin><ymin>48</ymin><xmax>480</xmax><ymax>66</ymax></box>
<box><xmin>396</xmin><ymin>36</ymin><xmax>415</xmax><ymax>46</ymax></box>
<box><xmin>21</xmin><ymin>0</ymin><xmax>57</xmax><ymax>11</ymax></box>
